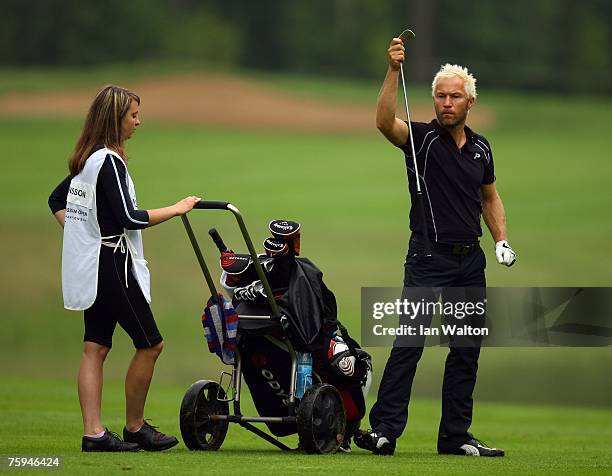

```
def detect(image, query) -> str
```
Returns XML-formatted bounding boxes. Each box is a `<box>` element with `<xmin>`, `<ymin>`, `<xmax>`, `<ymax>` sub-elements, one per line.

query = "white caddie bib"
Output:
<box><xmin>61</xmin><ymin>148</ymin><xmax>151</xmax><ymax>310</ymax></box>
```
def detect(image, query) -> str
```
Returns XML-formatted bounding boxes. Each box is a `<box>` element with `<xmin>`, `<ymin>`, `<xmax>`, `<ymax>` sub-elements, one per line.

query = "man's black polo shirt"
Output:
<box><xmin>399</xmin><ymin>119</ymin><xmax>495</xmax><ymax>244</ymax></box>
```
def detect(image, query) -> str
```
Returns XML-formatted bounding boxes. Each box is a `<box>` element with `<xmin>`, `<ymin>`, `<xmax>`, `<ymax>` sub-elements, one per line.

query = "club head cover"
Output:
<box><xmin>269</xmin><ymin>219</ymin><xmax>301</xmax><ymax>256</ymax></box>
<box><xmin>224</xmin><ymin>273</ymin><xmax>242</xmax><ymax>288</ymax></box>
<box><xmin>263</xmin><ymin>237</ymin><xmax>289</xmax><ymax>257</ymax></box>
<box><xmin>220</xmin><ymin>251</ymin><xmax>252</xmax><ymax>275</ymax></box>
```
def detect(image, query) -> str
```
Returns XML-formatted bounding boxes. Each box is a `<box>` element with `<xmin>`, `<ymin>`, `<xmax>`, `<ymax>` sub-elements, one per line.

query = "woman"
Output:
<box><xmin>48</xmin><ymin>85</ymin><xmax>200</xmax><ymax>452</ymax></box>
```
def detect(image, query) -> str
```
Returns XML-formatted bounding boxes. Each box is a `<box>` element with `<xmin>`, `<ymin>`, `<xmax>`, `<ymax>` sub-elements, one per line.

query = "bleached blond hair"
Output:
<box><xmin>431</xmin><ymin>64</ymin><xmax>477</xmax><ymax>99</ymax></box>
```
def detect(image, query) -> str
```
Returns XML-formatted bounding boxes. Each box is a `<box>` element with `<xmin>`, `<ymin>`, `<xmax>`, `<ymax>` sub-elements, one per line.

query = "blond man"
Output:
<box><xmin>354</xmin><ymin>38</ymin><xmax>515</xmax><ymax>457</ymax></box>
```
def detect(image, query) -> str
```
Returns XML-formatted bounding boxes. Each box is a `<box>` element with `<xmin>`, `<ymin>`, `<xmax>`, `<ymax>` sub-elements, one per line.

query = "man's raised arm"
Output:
<box><xmin>376</xmin><ymin>38</ymin><xmax>409</xmax><ymax>147</ymax></box>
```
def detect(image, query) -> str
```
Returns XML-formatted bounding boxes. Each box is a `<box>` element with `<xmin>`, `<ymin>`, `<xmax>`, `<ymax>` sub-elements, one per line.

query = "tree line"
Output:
<box><xmin>1</xmin><ymin>0</ymin><xmax>610</xmax><ymax>93</ymax></box>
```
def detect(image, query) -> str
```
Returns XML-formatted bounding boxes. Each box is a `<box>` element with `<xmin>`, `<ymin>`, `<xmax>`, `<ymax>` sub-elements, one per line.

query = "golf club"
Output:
<box><xmin>398</xmin><ymin>28</ymin><xmax>431</xmax><ymax>256</ymax></box>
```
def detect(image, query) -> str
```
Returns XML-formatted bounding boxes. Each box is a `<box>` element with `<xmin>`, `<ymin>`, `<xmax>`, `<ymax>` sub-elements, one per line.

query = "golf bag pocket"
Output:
<box><xmin>240</xmin><ymin>335</ymin><xmax>297</xmax><ymax>437</ymax></box>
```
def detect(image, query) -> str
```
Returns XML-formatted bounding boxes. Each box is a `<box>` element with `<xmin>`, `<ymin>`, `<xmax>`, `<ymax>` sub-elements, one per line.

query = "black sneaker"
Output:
<box><xmin>438</xmin><ymin>438</ymin><xmax>505</xmax><ymax>457</ymax></box>
<box><xmin>123</xmin><ymin>420</ymin><xmax>179</xmax><ymax>451</ymax></box>
<box><xmin>338</xmin><ymin>438</ymin><xmax>352</xmax><ymax>453</ymax></box>
<box><xmin>82</xmin><ymin>429</ymin><xmax>140</xmax><ymax>452</ymax></box>
<box><xmin>354</xmin><ymin>429</ymin><xmax>395</xmax><ymax>455</ymax></box>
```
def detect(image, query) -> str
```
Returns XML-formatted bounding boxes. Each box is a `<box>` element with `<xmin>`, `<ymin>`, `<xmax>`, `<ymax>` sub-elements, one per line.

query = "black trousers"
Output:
<box><xmin>369</xmin><ymin>237</ymin><xmax>486</xmax><ymax>449</ymax></box>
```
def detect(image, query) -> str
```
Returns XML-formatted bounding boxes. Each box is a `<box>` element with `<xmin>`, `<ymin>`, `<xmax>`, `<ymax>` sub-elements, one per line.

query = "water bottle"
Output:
<box><xmin>295</xmin><ymin>352</ymin><xmax>313</xmax><ymax>399</ymax></box>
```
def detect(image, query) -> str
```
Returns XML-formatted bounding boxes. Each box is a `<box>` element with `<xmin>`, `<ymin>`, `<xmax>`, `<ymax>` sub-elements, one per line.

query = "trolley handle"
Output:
<box><xmin>182</xmin><ymin>200</ymin><xmax>282</xmax><ymax>320</ymax></box>
<box><xmin>194</xmin><ymin>200</ymin><xmax>230</xmax><ymax>210</ymax></box>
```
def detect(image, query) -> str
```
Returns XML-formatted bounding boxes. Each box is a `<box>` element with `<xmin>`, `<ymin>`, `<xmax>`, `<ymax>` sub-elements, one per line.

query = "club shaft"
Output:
<box><xmin>400</xmin><ymin>60</ymin><xmax>432</xmax><ymax>254</ymax></box>
<box><xmin>400</xmin><ymin>64</ymin><xmax>422</xmax><ymax>193</ymax></box>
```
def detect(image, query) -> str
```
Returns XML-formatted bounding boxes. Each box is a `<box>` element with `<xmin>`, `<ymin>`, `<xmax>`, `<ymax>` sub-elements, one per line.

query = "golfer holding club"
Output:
<box><xmin>354</xmin><ymin>34</ymin><xmax>516</xmax><ymax>456</ymax></box>
<box><xmin>48</xmin><ymin>85</ymin><xmax>201</xmax><ymax>452</ymax></box>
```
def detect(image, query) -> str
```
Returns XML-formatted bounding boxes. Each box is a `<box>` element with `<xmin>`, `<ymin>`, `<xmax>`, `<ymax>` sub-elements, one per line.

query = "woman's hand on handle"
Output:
<box><xmin>173</xmin><ymin>196</ymin><xmax>201</xmax><ymax>216</ymax></box>
<box><xmin>147</xmin><ymin>196</ymin><xmax>201</xmax><ymax>227</ymax></box>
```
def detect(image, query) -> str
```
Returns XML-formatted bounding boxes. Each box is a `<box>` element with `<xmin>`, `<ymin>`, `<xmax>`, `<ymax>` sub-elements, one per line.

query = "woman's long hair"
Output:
<box><xmin>68</xmin><ymin>85</ymin><xmax>140</xmax><ymax>175</ymax></box>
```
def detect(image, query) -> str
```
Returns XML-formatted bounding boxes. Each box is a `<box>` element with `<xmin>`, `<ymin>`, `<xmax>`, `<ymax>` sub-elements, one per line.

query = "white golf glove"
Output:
<box><xmin>495</xmin><ymin>240</ymin><xmax>516</xmax><ymax>267</ymax></box>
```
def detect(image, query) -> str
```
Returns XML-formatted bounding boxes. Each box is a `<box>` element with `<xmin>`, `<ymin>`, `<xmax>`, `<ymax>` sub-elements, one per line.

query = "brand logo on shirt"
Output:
<box><xmin>474</xmin><ymin>153</ymin><xmax>481</xmax><ymax>160</ymax></box>
<box><xmin>66</xmin><ymin>181</ymin><xmax>95</xmax><ymax>209</ymax></box>
<box><xmin>69</xmin><ymin>187</ymin><xmax>86</xmax><ymax>198</ymax></box>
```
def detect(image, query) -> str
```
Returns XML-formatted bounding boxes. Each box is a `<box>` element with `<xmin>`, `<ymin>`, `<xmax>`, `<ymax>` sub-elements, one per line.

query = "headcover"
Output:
<box><xmin>269</xmin><ymin>219</ymin><xmax>301</xmax><ymax>256</ymax></box>
<box><xmin>263</xmin><ymin>237</ymin><xmax>289</xmax><ymax>257</ymax></box>
<box><xmin>220</xmin><ymin>251</ymin><xmax>252</xmax><ymax>275</ymax></box>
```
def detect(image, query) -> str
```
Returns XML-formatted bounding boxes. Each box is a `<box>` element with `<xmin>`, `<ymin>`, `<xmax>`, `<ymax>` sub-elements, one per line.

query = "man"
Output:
<box><xmin>354</xmin><ymin>37</ymin><xmax>516</xmax><ymax>456</ymax></box>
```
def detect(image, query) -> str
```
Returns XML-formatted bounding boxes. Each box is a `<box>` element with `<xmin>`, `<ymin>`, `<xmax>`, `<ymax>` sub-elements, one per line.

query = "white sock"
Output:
<box><xmin>85</xmin><ymin>430</ymin><xmax>106</xmax><ymax>439</ymax></box>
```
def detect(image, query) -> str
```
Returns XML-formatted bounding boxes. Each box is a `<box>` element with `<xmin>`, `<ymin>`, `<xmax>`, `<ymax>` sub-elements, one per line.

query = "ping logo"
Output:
<box><xmin>474</xmin><ymin>153</ymin><xmax>481</xmax><ymax>160</ymax></box>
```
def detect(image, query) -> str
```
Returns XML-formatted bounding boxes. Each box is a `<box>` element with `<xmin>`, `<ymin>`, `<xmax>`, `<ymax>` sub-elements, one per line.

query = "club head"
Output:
<box><xmin>398</xmin><ymin>28</ymin><xmax>416</xmax><ymax>43</ymax></box>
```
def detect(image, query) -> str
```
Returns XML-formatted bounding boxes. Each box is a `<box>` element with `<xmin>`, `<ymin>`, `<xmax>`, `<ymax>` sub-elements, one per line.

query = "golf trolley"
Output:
<box><xmin>178</xmin><ymin>201</ymin><xmax>347</xmax><ymax>454</ymax></box>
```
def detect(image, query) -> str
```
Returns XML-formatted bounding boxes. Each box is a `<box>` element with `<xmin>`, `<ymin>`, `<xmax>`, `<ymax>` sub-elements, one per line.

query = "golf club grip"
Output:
<box><xmin>208</xmin><ymin>228</ymin><xmax>227</xmax><ymax>252</ymax></box>
<box><xmin>194</xmin><ymin>200</ymin><xmax>230</xmax><ymax>210</ymax></box>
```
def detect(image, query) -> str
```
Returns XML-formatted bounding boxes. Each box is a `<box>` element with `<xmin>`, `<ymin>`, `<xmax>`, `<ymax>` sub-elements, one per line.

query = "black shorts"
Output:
<box><xmin>84</xmin><ymin>245</ymin><xmax>162</xmax><ymax>349</ymax></box>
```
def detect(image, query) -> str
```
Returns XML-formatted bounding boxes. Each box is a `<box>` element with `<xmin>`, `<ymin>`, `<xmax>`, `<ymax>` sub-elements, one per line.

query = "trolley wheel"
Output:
<box><xmin>179</xmin><ymin>379</ymin><xmax>229</xmax><ymax>450</ymax></box>
<box><xmin>297</xmin><ymin>383</ymin><xmax>346</xmax><ymax>454</ymax></box>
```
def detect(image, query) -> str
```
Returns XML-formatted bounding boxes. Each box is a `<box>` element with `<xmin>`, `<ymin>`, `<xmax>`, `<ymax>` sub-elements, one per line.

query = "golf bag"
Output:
<box><xmin>206</xmin><ymin>220</ymin><xmax>372</xmax><ymax>439</ymax></box>
<box><xmin>222</xmin><ymin>257</ymin><xmax>371</xmax><ymax>438</ymax></box>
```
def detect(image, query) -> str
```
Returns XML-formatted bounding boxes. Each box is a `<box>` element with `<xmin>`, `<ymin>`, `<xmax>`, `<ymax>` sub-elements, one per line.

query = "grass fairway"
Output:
<box><xmin>1</xmin><ymin>377</ymin><xmax>610</xmax><ymax>475</ymax></box>
<box><xmin>0</xmin><ymin>69</ymin><xmax>611</xmax><ymax>474</ymax></box>
<box><xmin>1</xmin><ymin>111</ymin><xmax>611</xmax><ymax>406</ymax></box>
